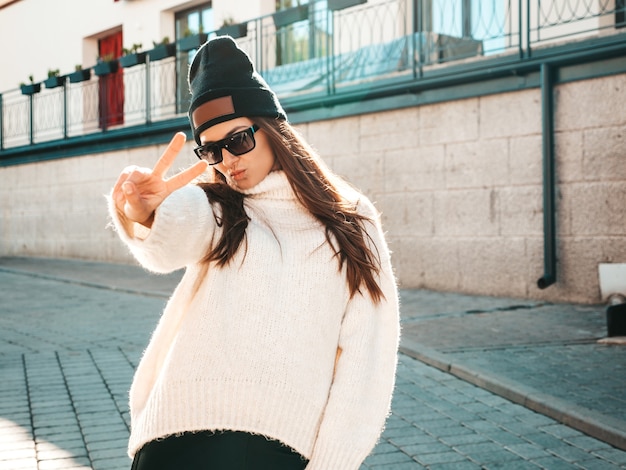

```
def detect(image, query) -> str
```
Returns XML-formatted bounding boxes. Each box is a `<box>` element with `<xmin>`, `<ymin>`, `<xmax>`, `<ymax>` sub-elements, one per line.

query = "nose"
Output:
<box><xmin>220</xmin><ymin>149</ymin><xmax>239</xmax><ymax>168</ymax></box>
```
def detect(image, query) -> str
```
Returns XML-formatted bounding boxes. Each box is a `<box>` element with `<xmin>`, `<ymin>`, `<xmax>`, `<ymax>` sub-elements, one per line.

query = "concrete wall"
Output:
<box><xmin>1</xmin><ymin>73</ymin><xmax>625</xmax><ymax>303</ymax></box>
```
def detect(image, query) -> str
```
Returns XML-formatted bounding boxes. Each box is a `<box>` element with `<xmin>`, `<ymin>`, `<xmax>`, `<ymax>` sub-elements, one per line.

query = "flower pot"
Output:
<box><xmin>273</xmin><ymin>5</ymin><xmax>309</xmax><ymax>28</ymax></box>
<box><xmin>44</xmin><ymin>76</ymin><xmax>66</xmax><ymax>89</ymax></box>
<box><xmin>94</xmin><ymin>60</ymin><xmax>120</xmax><ymax>76</ymax></box>
<box><xmin>20</xmin><ymin>83</ymin><xmax>41</xmax><ymax>95</ymax></box>
<box><xmin>328</xmin><ymin>0</ymin><xmax>367</xmax><ymax>11</ymax></box>
<box><xmin>119</xmin><ymin>52</ymin><xmax>147</xmax><ymax>68</ymax></box>
<box><xmin>178</xmin><ymin>33</ymin><xmax>208</xmax><ymax>52</ymax></box>
<box><xmin>217</xmin><ymin>23</ymin><xmax>248</xmax><ymax>39</ymax></box>
<box><xmin>69</xmin><ymin>69</ymin><xmax>91</xmax><ymax>83</ymax></box>
<box><xmin>149</xmin><ymin>43</ymin><xmax>176</xmax><ymax>61</ymax></box>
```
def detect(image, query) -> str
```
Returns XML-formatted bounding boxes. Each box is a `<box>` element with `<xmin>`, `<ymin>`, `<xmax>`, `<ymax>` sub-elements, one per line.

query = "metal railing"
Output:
<box><xmin>1</xmin><ymin>0</ymin><xmax>625</xmax><ymax>152</ymax></box>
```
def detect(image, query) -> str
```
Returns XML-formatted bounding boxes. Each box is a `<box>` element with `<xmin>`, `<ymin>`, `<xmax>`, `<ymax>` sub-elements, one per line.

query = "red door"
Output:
<box><xmin>99</xmin><ymin>31</ymin><xmax>124</xmax><ymax>129</ymax></box>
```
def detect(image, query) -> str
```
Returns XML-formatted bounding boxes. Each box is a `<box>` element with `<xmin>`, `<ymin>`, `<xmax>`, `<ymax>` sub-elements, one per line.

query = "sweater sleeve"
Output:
<box><xmin>306</xmin><ymin>197</ymin><xmax>400</xmax><ymax>469</ymax></box>
<box><xmin>107</xmin><ymin>184</ymin><xmax>216</xmax><ymax>273</ymax></box>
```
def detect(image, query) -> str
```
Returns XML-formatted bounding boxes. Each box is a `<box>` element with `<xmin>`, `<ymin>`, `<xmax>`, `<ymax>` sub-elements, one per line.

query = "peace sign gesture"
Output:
<box><xmin>112</xmin><ymin>132</ymin><xmax>208</xmax><ymax>228</ymax></box>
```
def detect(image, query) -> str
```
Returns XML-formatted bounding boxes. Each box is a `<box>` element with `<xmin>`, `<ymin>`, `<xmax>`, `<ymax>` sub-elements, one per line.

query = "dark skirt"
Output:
<box><xmin>130</xmin><ymin>430</ymin><xmax>309</xmax><ymax>470</ymax></box>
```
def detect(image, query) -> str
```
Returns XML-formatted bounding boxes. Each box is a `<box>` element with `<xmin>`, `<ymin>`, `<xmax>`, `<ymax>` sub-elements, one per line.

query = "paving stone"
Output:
<box><xmin>91</xmin><ymin>456</ymin><xmax>132</xmax><ymax>470</ymax></box>
<box><xmin>415</xmin><ymin>450</ymin><xmax>467</xmax><ymax>465</ymax></box>
<box><xmin>439</xmin><ymin>433</ymin><xmax>489</xmax><ymax>446</ymax></box>
<box><xmin>548</xmin><ymin>444</ymin><xmax>597</xmax><ymax>463</ymax></box>
<box><xmin>505</xmin><ymin>442</ymin><xmax>553</xmax><ymax>460</ymax></box>
<box><xmin>481</xmin><ymin>461</ymin><xmax>541</xmax><ymax>470</ymax></box>
<box><xmin>365</xmin><ymin>461</ymin><xmax>425</xmax><ymax>470</ymax></box>
<box><xmin>0</xmin><ymin>458</ymin><xmax>38</xmax><ymax>470</ymax></box>
<box><xmin>402</xmin><ymin>442</ymin><xmax>452</xmax><ymax>457</ymax></box>
<box><xmin>563</xmin><ymin>434</ymin><xmax>613</xmax><ymax>452</ymax></box>
<box><xmin>577</xmin><ymin>458</ymin><xmax>625</xmax><ymax>470</ymax></box>
<box><xmin>36</xmin><ymin>448</ymin><xmax>84</xmax><ymax>461</ymax></box>
<box><xmin>87</xmin><ymin>446</ymin><xmax>127</xmax><ymax>461</ymax></box>
<box><xmin>38</xmin><ymin>457</ymin><xmax>91</xmax><ymax>470</ymax></box>
<box><xmin>427</xmin><ymin>462</ymin><xmax>482</xmax><ymax>470</ymax></box>
<box><xmin>591</xmin><ymin>447</ymin><xmax>626</xmax><ymax>466</ymax></box>
<box><xmin>531</xmin><ymin>455</ymin><xmax>580</xmax><ymax>469</ymax></box>
<box><xmin>362</xmin><ymin>450</ymin><xmax>416</xmax><ymax>466</ymax></box>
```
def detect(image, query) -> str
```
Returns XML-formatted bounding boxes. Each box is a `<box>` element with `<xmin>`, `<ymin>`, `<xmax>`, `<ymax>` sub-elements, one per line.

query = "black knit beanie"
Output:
<box><xmin>187</xmin><ymin>35</ymin><xmax>287</xmax><ymax>144</ymax></box>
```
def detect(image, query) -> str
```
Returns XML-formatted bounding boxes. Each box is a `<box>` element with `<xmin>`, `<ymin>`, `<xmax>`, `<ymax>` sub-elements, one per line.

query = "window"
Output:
<box><xmin>275</xmin><ymin>0</ymin><xmax>323</xmax><ymax>66</ymax></box>
<box><xmin>99</xmin><ymin>31</ymin><xmax>124</xmax><ymax>128</ymax></box>
<box><xmin>176</xmin><ymin>3</ymin><xmax>213</xmax><ymax>113</ymax></box>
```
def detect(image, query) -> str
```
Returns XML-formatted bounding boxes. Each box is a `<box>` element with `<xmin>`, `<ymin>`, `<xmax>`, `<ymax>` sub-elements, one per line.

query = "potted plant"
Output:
<box><xmin>328</xmin><ymin>0</ymin><xmax>367</xmax><ymax>11</ymax></box>
<box><xmin>20</xmin><ymin>75</ymin><xmax>41</xmax><ymax>95</ymax></box>
<box><xmin>43</xmin><ymin>69</ymin><xmax>66</xmax><ymax>89</ymax></box>
<box><xmin>149</xmin><ymin>36</ymin><xmax>176</xmax><ymax>61</ymax></box>
<box><xmin>69</xmin><ymin>64</ymin><xmax>91</xmax><ymax>83</ymax></box>
<box><xmin>273</xmin><ymin>4</ymin><xmax>309</xmax><ymax>28</ymax></box>
<box><xmin>178</xmin><ymin>26</ymin><xmax>208</xmax><ymax>52</ymax></box>
<box><xmin>119</xmin><ymin>43</ymin><xmax>147</xmax><ymax>68</ymax></box>
<box><xmin>94</xmin><ymin>53</ymin><xmax>119</xmax><ymax>76</ymax></box>
<box><xmin>217</xmin><ymin>17</ymin><xmax>248</xmax><ymax>39</ymax></box>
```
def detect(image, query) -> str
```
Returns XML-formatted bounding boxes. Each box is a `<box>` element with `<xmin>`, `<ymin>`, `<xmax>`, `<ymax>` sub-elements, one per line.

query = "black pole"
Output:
<box><xmin>537</xmin><ymin>62</ymin><xmax>556</xmax><ymax>289</ymax></box>
<box><xmin>63</xmin><ymin>81</ymin><xmax>68</xmax><ymax>139</ymax></box>
<box><xmin>146</xmin><ymin>58</ymin><xmax>152</xmax><ymax>124</ymax></box>
<box><xmin>29</xmin><ymin>94</ymin><xmax>34</xmax><ymax>145</ymax></box>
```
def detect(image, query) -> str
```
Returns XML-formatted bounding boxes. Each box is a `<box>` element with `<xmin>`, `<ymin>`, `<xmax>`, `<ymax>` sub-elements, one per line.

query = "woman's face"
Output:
<box><xmin>199</xmin><ymin>117</ymin><xmax>276</xmax><ymax>190</ymax></box>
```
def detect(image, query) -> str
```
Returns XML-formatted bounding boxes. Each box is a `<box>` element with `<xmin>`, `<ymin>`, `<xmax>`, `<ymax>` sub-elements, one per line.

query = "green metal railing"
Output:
<box><xmin>1</xmin><ymin>0</ymin><xmax>625</xmax><ymax>153</ymax></box>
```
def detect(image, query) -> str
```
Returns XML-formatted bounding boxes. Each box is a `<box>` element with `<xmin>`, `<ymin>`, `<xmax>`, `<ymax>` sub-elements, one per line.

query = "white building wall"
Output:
<box><xmin>0</xmin><ymin>0</ymin><xmax>269</xmax><ymax>94</ymax></box>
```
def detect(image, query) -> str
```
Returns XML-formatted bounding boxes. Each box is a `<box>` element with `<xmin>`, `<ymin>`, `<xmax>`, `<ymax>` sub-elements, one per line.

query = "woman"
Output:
<box><xmin>109</xmin><ymin>36</ymin><xmax>400</xmax><ymax>470</ymax></box>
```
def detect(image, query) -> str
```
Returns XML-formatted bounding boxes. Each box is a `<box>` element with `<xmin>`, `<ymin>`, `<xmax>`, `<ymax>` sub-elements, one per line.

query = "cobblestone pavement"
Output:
<box><xmin>0</xmin><ymin>257</ymin><xmax>625</xmax><ymax>469</ymax></box>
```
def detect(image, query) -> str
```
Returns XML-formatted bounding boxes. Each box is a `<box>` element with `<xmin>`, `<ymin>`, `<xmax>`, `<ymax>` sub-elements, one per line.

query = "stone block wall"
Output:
<box><xmin>1</xmin><ymin>73</ymin><xmax>625</xmax><ymax>303</ymax></box>
<box><xmin>299</xmin><ymin>74</ymin><xmax>626</xmax><ymax>303</ymax></box>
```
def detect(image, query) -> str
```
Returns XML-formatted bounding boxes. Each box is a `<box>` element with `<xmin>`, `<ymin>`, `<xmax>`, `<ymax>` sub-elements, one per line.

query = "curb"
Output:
<box><xmin>400</xmin><ymin>337</ymin><xmax>626</xmax><ymax>452</ymax></box>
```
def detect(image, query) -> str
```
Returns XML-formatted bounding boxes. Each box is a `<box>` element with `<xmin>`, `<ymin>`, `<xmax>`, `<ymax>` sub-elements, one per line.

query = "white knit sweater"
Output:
<box><xmin>108</xmin><ymin>171</ymin><xmax>400</xmax><ymax>469</ymax></box>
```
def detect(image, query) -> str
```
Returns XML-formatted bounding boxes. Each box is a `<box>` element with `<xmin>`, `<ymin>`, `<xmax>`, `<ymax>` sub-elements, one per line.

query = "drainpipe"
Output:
<box><xmin>0</xmin><ymin>94</ymin><xmax>3</xmax><ymax>150</ymax></box>
<box><xmin>537</xmin><ymin>62</ymin><xmax>557</xmax><ymax>289</ymax></box>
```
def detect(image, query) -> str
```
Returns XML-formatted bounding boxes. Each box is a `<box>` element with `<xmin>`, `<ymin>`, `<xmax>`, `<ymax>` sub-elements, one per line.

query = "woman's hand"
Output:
<box><xmin>112</xmin><ymin>132</ymin><xmax>208</xmax><ymax>227</ymax></box>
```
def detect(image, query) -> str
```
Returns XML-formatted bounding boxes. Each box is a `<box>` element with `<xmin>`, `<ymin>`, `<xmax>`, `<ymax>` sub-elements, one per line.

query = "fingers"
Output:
<box><xmin>152</xmin><ymin>132</ymin><xmax>187</xmax><ymax>179</ymax></box>
<box><xmin>121</xmin><ymin>181</ymin><xmax>144</xmax><ymax>211</ymax></box>
<box><xmin>120</xmin><ymin>180</ymin><xmax>154</xmax><ymax>224</ymax></box>
<box><xmin>165</xmin><ymin>160</ymin><xmax>209</xmax><ymax>193</ymax></box>
<box><xmin>111</xmin><ymin>166</ymin><xmax>137</xmax><ymax>212</ymax></box>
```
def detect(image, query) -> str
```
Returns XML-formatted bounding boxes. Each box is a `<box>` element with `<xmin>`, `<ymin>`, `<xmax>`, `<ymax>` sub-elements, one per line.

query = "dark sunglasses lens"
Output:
<box><xmin>226</xmin><ymin>130</ymin><xmax>255</xmax><ymax>155</ymax></box>
<box><xmin>199</xmin><ymin>145</ymin><xmax>221</xmax><ymax>164</ymax></box>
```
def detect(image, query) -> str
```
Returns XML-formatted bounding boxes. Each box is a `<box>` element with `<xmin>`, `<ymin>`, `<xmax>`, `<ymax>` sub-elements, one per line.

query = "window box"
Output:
<box><xmin>149</xmin><ymin>43</ymin><xmax>176</xmax><ymax>61</ymax></box>
<box><xmin>273</xmin><ymin>5</ymin><xmax>309</xmax><ymax>28</ymax></box>
<box><xmin>69</xmin><ymin>68</ymin><xmax>91</xmax><ymax>83</ymax></box>
<box><xmin>44</xmin><ymin>75</ymin><xmax>66</xmax><ymax>89</ymax></box>
<box><xmin>119</xmin><ymin>51</ymin><xmax>147</xmax><ymax>68</ymax></box>
<box><xmin>328</xmin><ymin>0</ymin><xmax>367</xmax><ymax>11</ymax></box>
<box><xmin>94</xmin><ymin>60</ymin><xmax>119</xmax><ymax>76</ymax></box>
<box><xmin>20</xmin><ymin>83</ymin><xmax>41</xmax><ymax>95</ymax></box>
<box><xmin>217</xmin><ymin>23</ymin><xmax>248</xmax><ymax>39</ymax></box>
<box><xmin>178</xmin><ymin>33</ymin><xmax>208</xmax><ymax>52</ymax></box>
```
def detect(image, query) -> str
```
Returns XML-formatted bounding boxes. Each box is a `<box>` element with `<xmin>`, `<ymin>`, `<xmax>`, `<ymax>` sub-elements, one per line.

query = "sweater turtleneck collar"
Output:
<box><xmin>239</xmin><ymin>170</ymin><xmax>294</xmax><ymax>200</ymax></box>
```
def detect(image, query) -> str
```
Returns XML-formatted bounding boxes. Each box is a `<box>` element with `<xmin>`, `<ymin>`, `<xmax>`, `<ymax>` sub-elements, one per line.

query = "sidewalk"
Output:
<box><xmin>1</xmin><ymin>256</ymin><xmax>625</xmax><ymax>469</ymax></box>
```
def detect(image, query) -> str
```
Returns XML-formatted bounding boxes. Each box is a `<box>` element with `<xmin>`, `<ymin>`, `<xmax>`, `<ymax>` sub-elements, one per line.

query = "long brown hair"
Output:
<box><xmin>197</xmin><ymin>117</ymin><xmax>384</xmax><ymax>303</ymax></box>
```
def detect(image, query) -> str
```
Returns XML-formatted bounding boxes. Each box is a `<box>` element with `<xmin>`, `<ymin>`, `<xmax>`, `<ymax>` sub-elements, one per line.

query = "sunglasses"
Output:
<box><xmin>194</xmin><ymin>124</ymin><xmax>260</xmax><ymax>165</ymax></box>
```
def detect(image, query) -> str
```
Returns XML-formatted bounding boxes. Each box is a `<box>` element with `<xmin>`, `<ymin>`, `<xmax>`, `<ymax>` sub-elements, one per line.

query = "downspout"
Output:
<box><xmin>537</xmin><ymin>62</ymin><xmax>557</xmax><ymax>289</ymax></box>
<box><xmin>0</xmin><ymin>94</ymin><xmax>3</xmax><ymax>151</ymax></box>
